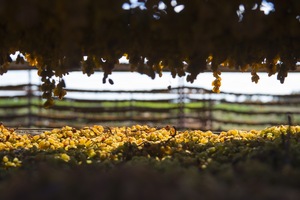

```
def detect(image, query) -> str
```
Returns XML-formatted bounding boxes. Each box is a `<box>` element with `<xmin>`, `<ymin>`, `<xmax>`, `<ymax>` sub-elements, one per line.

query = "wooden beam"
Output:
<box><xmin>7</xmin><ymin>62</ymin><xmax>300</xmax><ymax>73</ymax></box>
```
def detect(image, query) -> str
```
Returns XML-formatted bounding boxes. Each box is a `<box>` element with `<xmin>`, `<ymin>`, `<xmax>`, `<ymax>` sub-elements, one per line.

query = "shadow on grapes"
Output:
<box><xmin>1</xmin><ymin>133</ymin><xmax>300</xmax><ymax>200</ymax></box>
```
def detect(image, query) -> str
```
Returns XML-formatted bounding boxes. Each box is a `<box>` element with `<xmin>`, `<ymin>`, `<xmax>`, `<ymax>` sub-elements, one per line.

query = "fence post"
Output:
<box><xmin>27</xmin><ymin>69</ymin><xmax>33</xmax><ymax>127</ymax></box>
<box><xmin>207</xmin><ymin>95</ymin><xmax>213</xmax><ymax>130</ymax></box>
<box><xmin>130</xmin><ymin>92</ymin><xmax>133</xmax><ymax>125</ymax></box>
<box><xmin>177</xmin><ymin>77</ymin><xmax>185</xmax><ymax>129</ymax></box>
<box><xmin>200</xmin><ymin>99</ymin><xmax>207</xmax><ymax>130</ymax></box>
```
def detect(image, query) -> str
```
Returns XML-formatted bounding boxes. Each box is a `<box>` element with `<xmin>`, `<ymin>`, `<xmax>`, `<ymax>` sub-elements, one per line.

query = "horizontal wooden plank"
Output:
<box><xmin>211</xmin><ymin>118</ymin><xmax>281</xmax><ymax>127</ymax></box>
<box><xmin>187</xmin><ymin>107</ymin><xmax>300</xmax><ymax>115</ymax></box>
<box><xmin>7</xmin><ymin>63</ymin><xmax>300</xmax><ymax>72</ymax></box>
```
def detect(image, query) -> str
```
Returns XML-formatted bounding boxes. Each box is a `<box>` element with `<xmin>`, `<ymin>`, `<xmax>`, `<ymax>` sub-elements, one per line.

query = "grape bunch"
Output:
<box><xmin>0</xmin><ymin>0</ymin><xmax>298</xmax><ymax>105</ymax></box>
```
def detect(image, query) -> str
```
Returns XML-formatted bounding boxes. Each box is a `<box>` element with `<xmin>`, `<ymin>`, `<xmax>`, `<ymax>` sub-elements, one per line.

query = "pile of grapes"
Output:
<box><xmin>0</xmin><ymin>124</ymin><xmax>300</xmax><ymax>199</ymax></box>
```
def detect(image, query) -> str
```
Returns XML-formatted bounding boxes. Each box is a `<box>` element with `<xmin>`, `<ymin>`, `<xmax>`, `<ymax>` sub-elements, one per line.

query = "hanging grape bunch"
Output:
<box><xmin>0</xmin><ymin>0</ymin><xmax>298</xmax><ymax>106</ymax></box>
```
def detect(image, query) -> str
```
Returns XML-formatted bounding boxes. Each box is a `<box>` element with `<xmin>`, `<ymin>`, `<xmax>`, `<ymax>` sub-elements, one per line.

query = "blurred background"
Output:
<box><xmin>1</xmin><ymin>63</ymin><xmax>299</xmax><ymax>131</ymax></box>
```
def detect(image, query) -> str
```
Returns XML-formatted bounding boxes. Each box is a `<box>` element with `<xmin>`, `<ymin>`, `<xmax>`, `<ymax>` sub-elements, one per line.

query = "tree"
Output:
<box><xmin>0</xmin><ymin>0</ymin><xmax>299</xmax><ymax>106</ymax></box>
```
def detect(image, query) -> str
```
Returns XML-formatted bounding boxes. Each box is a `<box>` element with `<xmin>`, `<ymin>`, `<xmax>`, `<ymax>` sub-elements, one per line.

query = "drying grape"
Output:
<box><xmin>0</xmin><ymin>123</ymin><xmax>299</xmax><ymax>171</ymax></box>
<box><xmin>0</xmin><ymin>0</ymin><xmax>297</xmax><ymax>104</ymax></box>
<box><xmin>108</xmin><ymin>78</ymin><xmax>114</xmax><ymax>85</ymax></box>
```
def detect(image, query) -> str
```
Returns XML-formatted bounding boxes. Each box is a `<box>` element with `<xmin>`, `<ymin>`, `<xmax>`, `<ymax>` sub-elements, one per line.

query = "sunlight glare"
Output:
<box><xmin>260</xmin><ymin>0</ymin><xmax>275</xmax><ymax>15</ymax></box>
<box><xmin>174</xmin><ymin>5</ymin><xmax>184</xmax><ymax>13</ymax></box>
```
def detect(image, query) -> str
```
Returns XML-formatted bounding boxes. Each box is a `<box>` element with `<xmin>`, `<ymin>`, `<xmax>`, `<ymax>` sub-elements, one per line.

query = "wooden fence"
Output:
<box><xmin>0</xmin><ymin>84</ymin><xmax>299</xmax><ymax>131</ymax></box>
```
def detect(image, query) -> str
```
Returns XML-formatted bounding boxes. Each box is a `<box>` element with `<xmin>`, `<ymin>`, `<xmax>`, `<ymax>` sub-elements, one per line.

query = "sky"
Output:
<box><xmin>1</xmin><ymin>69</ymin><xmax>299</xmax><ymax>94</ymax></box>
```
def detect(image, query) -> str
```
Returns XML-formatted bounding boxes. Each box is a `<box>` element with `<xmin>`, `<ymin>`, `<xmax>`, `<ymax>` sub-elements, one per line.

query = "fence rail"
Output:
<box><xmin>0</xmin><ymin>84</ymin><xmax>299</xmax><ymax>131</ymax></box>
